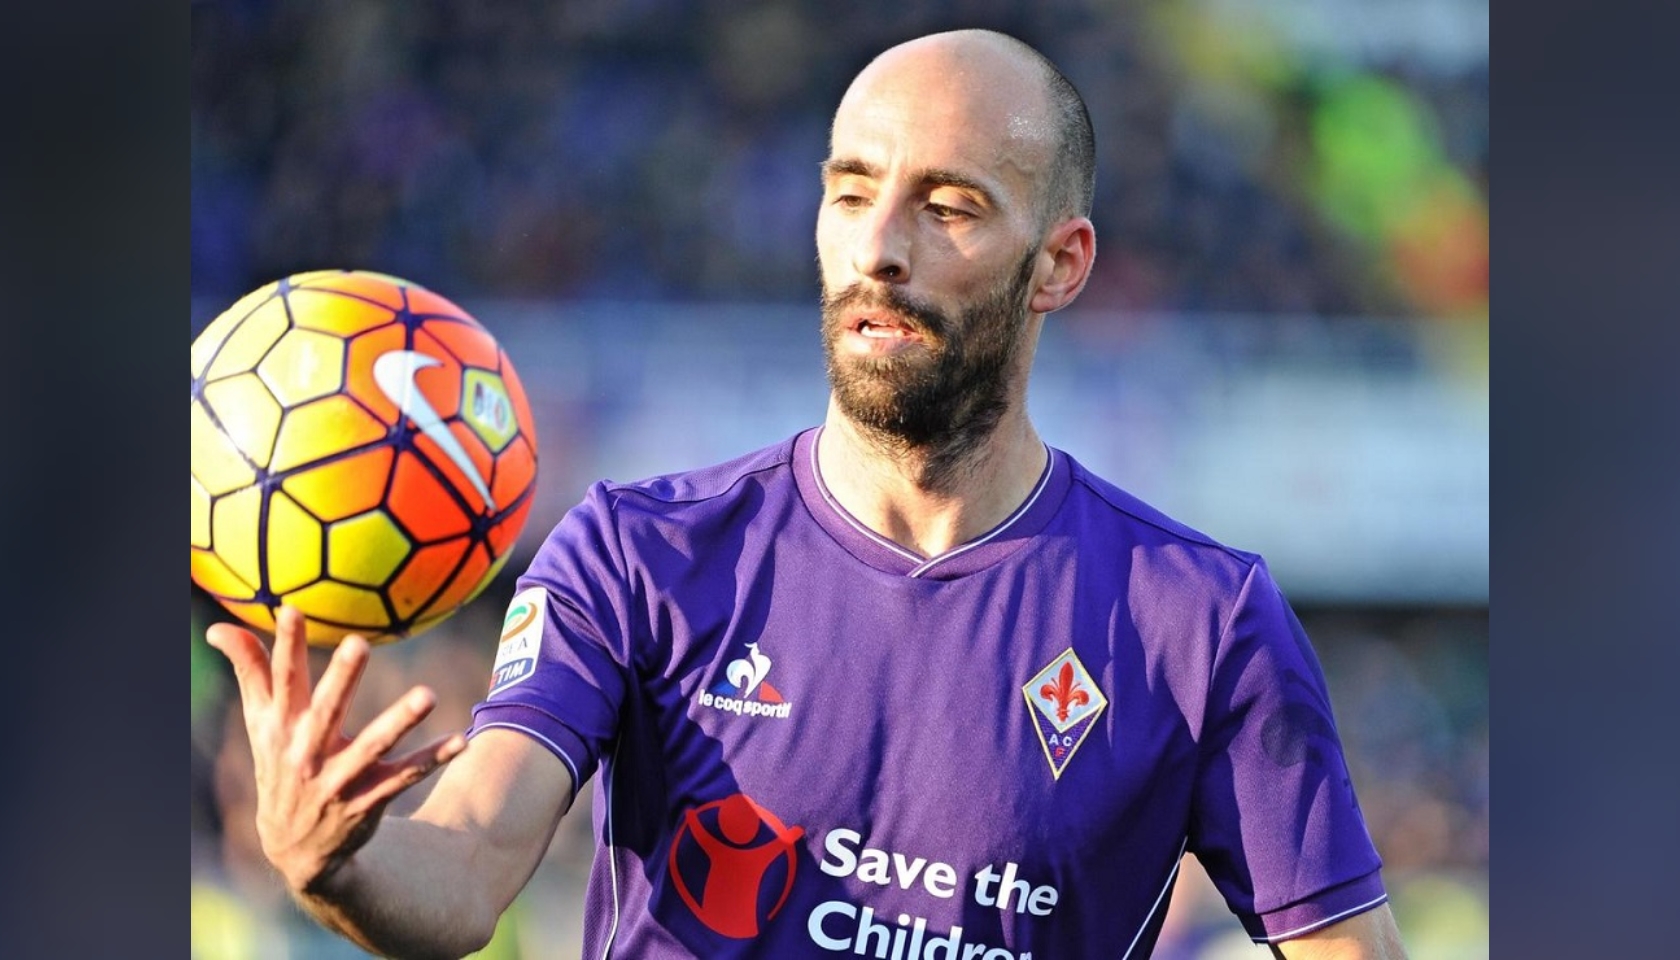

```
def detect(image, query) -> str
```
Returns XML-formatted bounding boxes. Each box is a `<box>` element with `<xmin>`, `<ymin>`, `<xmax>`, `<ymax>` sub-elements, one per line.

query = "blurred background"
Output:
<box><xmin>190</xmin><ymin>0</ymin><xmax>1487</xmax><ymax>956</ymax></box>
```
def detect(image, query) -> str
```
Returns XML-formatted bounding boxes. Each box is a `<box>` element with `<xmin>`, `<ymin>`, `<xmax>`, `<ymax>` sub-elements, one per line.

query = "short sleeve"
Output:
<box><xmin>467</xmin><ymin>482</ymin><xmax>632</xmax><ymax>797</ymax></box>
<box><xmin>1189</xmin><ymin>559</ymin><xmax>1388</xmax><ymax>942</ymax></box>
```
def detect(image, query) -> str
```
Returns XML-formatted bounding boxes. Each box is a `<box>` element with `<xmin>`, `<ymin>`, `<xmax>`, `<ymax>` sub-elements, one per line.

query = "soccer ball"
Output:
<box><xmin>191</xmin><ymin>270</ymin><xmax>539</xmax><ymax>646</ymax></box>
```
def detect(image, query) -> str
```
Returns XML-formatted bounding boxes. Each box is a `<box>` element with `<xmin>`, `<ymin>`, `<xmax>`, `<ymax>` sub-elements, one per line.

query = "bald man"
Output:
<box><xmin>210</xmin><ymin>29</ymin><xmax>1407</xmax><ymax>960</ymax></box>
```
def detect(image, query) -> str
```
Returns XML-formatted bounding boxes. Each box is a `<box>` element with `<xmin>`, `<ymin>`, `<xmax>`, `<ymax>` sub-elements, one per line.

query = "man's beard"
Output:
<box><xmin>821</xmin><ymin>248</ymin><xmax>1038</xmax><ymax>486</ymax></box>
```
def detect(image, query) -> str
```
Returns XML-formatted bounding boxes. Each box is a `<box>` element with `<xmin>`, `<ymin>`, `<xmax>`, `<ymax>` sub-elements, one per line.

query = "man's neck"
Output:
<box><xmin>816</xmin><ymin>403</ymin><xmax>1048</xmax><ymax>559</ymax></box>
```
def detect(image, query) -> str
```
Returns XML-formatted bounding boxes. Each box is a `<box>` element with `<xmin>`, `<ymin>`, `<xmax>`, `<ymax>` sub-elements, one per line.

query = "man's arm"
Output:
<box><xmin>1270</xmin><ymin>903</ymin><xmax>1408</xmax><ymax>960</ymax></box>
<box><xmin>208</xmin><ymin>607</ymin><xmax>574</xmax><ymax>959</ymax></box>
<box><xmin>297</xmin><ymin>730</ymin><xmax>574</xmax><ymax>958</ymax></box>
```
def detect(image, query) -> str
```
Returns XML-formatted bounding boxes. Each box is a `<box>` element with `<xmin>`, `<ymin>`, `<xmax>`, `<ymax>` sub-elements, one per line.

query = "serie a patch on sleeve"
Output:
<box><xmin>489</xmin><ymin>586</ymin><xmax>545</xmax><ymax>695</ymax></box>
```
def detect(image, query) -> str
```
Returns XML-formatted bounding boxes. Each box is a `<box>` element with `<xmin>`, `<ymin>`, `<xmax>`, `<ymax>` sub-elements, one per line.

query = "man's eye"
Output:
<box><xmin>927</xmin><ymin>203</ymin><xmax>970</xmax><ymax>221</ymax></box>
<box><xmin>832</xmin><ymin>194</ymin><xmax>869</xmax><ymax>209</ymax></box>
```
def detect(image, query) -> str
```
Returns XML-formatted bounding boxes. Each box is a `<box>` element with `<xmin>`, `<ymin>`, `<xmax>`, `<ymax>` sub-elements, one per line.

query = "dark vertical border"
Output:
<box><xmin>1494</xmin><ymin>0</ymin><xmax>1680</xmax><ymax>955</ymax></box>
<box><xmin>0</xmin><ymin>1</ymin><xmax>186</xmax><ymax>954</ymax></box>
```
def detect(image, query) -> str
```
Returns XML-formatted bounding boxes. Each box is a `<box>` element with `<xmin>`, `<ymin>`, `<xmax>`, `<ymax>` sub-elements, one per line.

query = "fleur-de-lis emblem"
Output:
<box><xmin>1039</xmin><ymin>660</ymin><xmax>1090</xmax><ymax>722</ymax></box>
<box><xmin>1023</xmin><ymin>648</ymin><xmax>1108</xmax><ymax>779</ymax></box>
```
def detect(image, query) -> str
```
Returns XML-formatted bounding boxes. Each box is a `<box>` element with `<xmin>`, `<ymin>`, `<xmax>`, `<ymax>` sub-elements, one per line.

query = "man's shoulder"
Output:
<box><xmin>597</xmin><ymin>432</ymin><xmax>802</xmax><ymax>513</ymax></box>
<box><xmin>1059</xmin><ymin>450</ymin><xmax>1260</xmax><ymax>568</ymax></box>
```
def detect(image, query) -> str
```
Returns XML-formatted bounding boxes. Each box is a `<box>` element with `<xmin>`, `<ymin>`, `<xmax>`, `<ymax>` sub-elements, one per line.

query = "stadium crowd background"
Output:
<box><xmin>190</xmin><ymin>1</ymin><xmax>1487</xmax><ymax>956</ymax></box>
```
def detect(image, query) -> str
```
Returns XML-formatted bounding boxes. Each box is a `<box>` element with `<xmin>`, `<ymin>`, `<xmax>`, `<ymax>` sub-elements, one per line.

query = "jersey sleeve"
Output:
<box><xmin>1188</xmin><ymin>559</ymin><xmax>1388</xmax><ymax>943</ymax></box>
<box><xmin>467</xmin><ymin>482</ymin><xmax>633</xmax><ymax>798</ymax></box>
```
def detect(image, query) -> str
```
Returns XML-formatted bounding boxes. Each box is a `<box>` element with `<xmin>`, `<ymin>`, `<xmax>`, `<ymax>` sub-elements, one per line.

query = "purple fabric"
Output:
<box><xmin>469</xmin><ymin>427</ymin><xmax>1385</xmax><ymax>957</ymax></box>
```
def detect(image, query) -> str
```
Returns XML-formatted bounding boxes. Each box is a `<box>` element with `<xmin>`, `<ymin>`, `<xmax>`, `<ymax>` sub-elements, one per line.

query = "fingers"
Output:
<box><xmin>331</xmin><ymin>686</ymin><xmax>442</xmax><ymax>780</ymax></box>
<box><xmin>208</xmin><ymin>608</ymin><xmax>465</xmax><ymax>820</ymax></box>
<box><xmin>345</xmin><ymin>731</ymin><xmax>470</xmax><ymax>813</ymax></box>
<box><xmin>270</xmin><ymin>605</ymin><xmax>312</xmax><ymax>720</ymax></box>
<box><xmin>205</xmin><ymin>620</ymin><xmax>273</xmax><ymax>709</ymax></box>
<box><xmin>306</xmin><ymin>634</ymin><xmax>370</xmax><ymax>753</ymax></box>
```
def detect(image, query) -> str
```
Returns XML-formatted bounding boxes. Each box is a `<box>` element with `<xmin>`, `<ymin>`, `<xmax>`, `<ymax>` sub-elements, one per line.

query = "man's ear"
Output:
<box><xmin>1029</xmin><ymin>216</ymin><xmax>1096</xmax><ymax>315</ymax></box>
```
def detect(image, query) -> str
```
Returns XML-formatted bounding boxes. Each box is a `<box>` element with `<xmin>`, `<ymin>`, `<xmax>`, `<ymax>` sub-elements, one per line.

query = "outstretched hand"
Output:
<box><xmin>205</xmin><ymin>606</ymin><xmax>468</xmax><ymax>894</ymax></box>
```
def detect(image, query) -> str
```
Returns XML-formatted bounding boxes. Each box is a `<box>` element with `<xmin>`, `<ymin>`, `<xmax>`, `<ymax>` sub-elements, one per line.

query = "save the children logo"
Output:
<box><xmin>698</xmin><ymin>641</ymin><xmax>793</xmax><ymax>719</ymax></box>
<box><xmin>669</xmin><ymin>793</ymin><xmax>805</xmax><ymax>937</ymax></box>
<box><xmin>1023</xmin><ymin>648</ymin><xmax>1108</xmax><ymax>779</ymax></box>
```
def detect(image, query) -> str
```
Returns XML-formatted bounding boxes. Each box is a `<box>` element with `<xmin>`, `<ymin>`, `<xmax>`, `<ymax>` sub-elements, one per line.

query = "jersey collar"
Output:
<box><xmin>792</xmin><ymin>426</ymin><xmax>1070</xmax><ymax>580</ymax></box>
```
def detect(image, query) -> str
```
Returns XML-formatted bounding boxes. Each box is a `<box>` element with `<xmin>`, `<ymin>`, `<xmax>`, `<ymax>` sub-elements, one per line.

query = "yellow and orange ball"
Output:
<box><xmin>191</xmin><ymin>270</ymin><xmax>538</xmax><ymax>646</ymax></box>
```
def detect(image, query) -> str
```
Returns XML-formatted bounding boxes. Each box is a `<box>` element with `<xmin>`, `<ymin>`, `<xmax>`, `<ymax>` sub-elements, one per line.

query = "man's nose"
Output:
<box><xmin>851</xmin><ymin>204</ymin><xmax>910</xmax><ymax>283</ymax></box>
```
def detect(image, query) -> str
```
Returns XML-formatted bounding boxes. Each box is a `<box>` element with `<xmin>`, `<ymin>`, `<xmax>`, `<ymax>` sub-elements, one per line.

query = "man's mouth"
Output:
<box><xmin>852</xmin><ymin>313</ymin><xmax>920</xmax><ymax>339</ymax></box>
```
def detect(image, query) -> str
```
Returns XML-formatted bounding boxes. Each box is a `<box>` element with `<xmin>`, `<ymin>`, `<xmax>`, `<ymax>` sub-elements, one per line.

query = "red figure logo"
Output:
<box><xmin>669</xmin><ymin>794</ymin><xmax>805</xmax><ymax>938</ymax></box>
<box><xmin>1039</xmin><ymin>660</ymin><xmax>1091</xmax><ymax>722</ymax></box>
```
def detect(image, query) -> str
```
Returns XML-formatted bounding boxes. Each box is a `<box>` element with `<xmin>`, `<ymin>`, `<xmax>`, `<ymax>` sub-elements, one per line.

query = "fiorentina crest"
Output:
<box><xmin>1023</xmin><ymin>648</ymin><xmax>1108</xmax><ymax>779</ymax></box>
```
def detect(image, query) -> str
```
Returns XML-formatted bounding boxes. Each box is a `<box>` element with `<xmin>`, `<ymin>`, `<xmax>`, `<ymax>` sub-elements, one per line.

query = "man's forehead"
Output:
<box><xmin>828</xmin><ymin>65</ymin><xmax>1052</xmax><ymax>187</ymax></box>
<box><xmin>837</xmin><ymin>41</ymin><xmax>1048</xmax><ymax>137</ymax></box>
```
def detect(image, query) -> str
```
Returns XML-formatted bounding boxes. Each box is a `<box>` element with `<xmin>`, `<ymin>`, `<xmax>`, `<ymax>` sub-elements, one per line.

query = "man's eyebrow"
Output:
<box><xmin>820</xmin><ymin>157</ymin><xmax>877</xmax><ymax>182</ymax></box>
<box><xmin>820</xmin><ymin>158</ymin><xmax>998</xmax><ymax>206</ymax></box>
<box><xmin>919</xmin><ymin>168</ymin><xmax>996</xmax><ymax>206</ymax></box>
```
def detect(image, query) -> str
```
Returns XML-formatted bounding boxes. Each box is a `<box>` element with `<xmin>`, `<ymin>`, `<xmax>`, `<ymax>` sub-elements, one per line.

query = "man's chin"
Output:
<box><xmin>831</xmin><ymin>381</ymin><xmax>913</xmax><ymax>435</ymax></box>
<box><xmin>830</xmin><ymin>347</ymin><xmax>933</xmax><ymax>382</ymax></box>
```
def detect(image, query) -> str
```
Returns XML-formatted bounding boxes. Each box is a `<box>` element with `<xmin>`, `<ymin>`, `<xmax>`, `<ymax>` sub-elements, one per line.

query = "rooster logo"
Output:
<box><xmin>703</xmin><ymin>641</ymin><xmax>788</xmax><ymax>714</ymax></box>
<box><xmin>725</xmin><ymin>643</ymin><xmax>773</xmax><ymax>699</ymax></box>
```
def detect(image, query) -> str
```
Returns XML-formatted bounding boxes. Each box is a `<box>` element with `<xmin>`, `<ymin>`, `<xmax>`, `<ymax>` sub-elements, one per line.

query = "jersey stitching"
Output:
<box><xmin>606</xmin><ymin>443</ymin><xmax>795</xmax><ymax>507</ymax></box>
<box><xmin>599</xmin><ymin>745</ymin><xmax>622</xmax><ymax>959</ymax></box>
<box><xmin>809</xmin><ymin>427</ymin><xmax>1058</xmax><ymax>575</ymax></box>
<box><xmin>466</xmin><ymin>722</ymin><xmax>582</xmax><ymax>803</ymax></box>
<box><xmin>1252</xmin><ymin>893</ymin><xmax>1390</xmax><ymax>943</ymax></box>
<box><xmin>909</xmin><ymin>446</ymin><xmax>1053</xmax><ymax>577</ymax></box>
<box><xmin>602</xmin><ymin>486</ymin><xmax>644</xmax><ymax>676</ymax></box>
<box><xmin>807</xmin><ymin>432</ymin><xmax>925</xmax><ymax>565</ymax></box>
<box><xmin>1069</xmin><ymin>469</ymin><xmax>1255</xmax><ymax>563</ymax></box>
<box><xmin>1121</xmin><ymin>836</ymin><xmax>1189</xmax><ymax>960</ymax></box>
<box><xmin>1190</xmin><ymin>560</ymin><xmax>1261</xmax><ymax>824</ymax></box>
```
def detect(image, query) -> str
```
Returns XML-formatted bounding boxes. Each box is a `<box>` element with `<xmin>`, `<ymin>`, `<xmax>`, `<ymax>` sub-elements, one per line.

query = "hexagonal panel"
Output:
<box><xmin>208</xmin><ymin>486</ymin><xmax>263</xmax><ymax>593</ymax></box>
<box><xmin>282</xmin><ymin>446</ymin><xmax>395</xmax><ymax>522</ymax></box>
<box><xmin>489</xmin><ymin>435</ymin><xmax>536</xmax><ymax>513</ymax></box>
<box><xmin>293</xmin><ymin>270</ymin><xmax>407</xmax><ymax>310</ymax></box>
<box><xmin>326</xmin><ymin>510</ymin><xmax>412</xmax><ymax>587</ymax></box>
<box><xmin>265</xmin><ymin>490</ymin><xmax>323</xmax><ymax>595</ymax></box>
<box><xmin>204</xmin><ymin>298</ymin><xmax>289</xmax><ymax>381</ymax></box>
<box><xmin>257</xmin><ymin>328</ymin><xmax>347</xmax><ymax>407</ymax></box>
<box><xmin>217</xmin><ymin>598</ymin><xmax>275</xmax><ymax>633</ymax></box>
<box><xmin>487</xmin><ymin>496</ymin><xmax>533</xmax><ymax>559</ymax></box>
<box><xmin>200</xmin><ymin>373</ymin><xmax>283</xmax><ymax>469</ymax></box>
<box><xmin>411</xmin><ymin>422</ymin><xmax>493</xmax><ymax>514</ymax></box>
<box><xmin>191</xmin><ymin>398</ymin><xmax>257</xmax><ymax>496</ymax></box>
<box><xmin>191</xmin><ymin>478</ymin><xmax>212</xmax><ymax>549</ymax></box>
<box><xmin>500</xmin><ymin>359</ymin><xmax>537</xmax><ymax>445</ymax></box>
<box><xmin>405</xmin><ymin>287</ymin><xmax>475</xmax><ymax>326</ymax></box>
<box><xmin>422</xmin><ymin>317</ymin><xmax>498</xmax><ymax>369</ymax></box>
<box><xmin>287</xmin><ymin>287</ymin><xmax>399</xmax><ymax>336</ymax></box>
<box><xmin>342</xmin><ymin>324</ymin><xmax>409</xmax><ymax>426</ymax></box>
<box><xmin>193</xmin><ymin>281</ymin><xmax>279</xmax><ymax>379</ymax></box>
<box><xmin>191</xmin><ymin>547</ymin><xmax>258</xmax><ymax>602</ymax></box>
<box><xmin>388</xmin><ymin>450</ymin><xmax>472</xmax><ymax>541</ymax></box>
<box><xmin>392</xmin><ymin>332</ymin><xmax>466</xmax><ymax>419</ymax></box>
<box><xmin>461</xmin><ymin>369</ymin><xmax>518</xmax><ymax>452</ymax></box>
<box><xmin>284</xmin><ymin>580</ymin><xmax>392</xmax><ymax>645</ymax></box>
<box><xmin>284</xmin><ymin>269</ymin><xmax>350</xmax><ymax>287</ymax></box>
<box><xmin>423</xmin><ymin>541</ymin><xmax>494</xmax><ymax>621</ymax></box>
<box><xmin>388</xmin><ymin>537</ymin><xmax>470</xmax><ymax>618</ymax></box>
<box><xmin>269</xmin><ymin>394</ymin><xmax>388</xmax><ymax>474</ymax></box>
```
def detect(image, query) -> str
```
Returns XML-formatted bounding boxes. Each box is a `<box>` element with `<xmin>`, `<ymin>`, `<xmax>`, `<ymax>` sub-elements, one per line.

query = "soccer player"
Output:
<box><xmin>208</xmin><ymin>29</ymin><xmax>1409</xmax><ymax>960</ymax></box>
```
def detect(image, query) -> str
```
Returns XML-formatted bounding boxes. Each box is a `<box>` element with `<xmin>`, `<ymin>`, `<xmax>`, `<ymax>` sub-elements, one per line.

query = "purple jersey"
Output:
<box><xmin>469</xmin><ymin>428</ymin><xmax>1386</xmax><ymax>958</ymax></box>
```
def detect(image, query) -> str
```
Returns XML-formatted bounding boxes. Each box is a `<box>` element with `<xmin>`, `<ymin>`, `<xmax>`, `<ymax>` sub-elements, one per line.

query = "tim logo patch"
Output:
<box><xmin>1023</xmin><ymin>648</ymin><xmax>1108</xmax><ymax>779</ymax></box>
<box><xmin>489</xmin><ymin>587</ymin><xmax>543</xmax><ymax>695</ymax></box>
